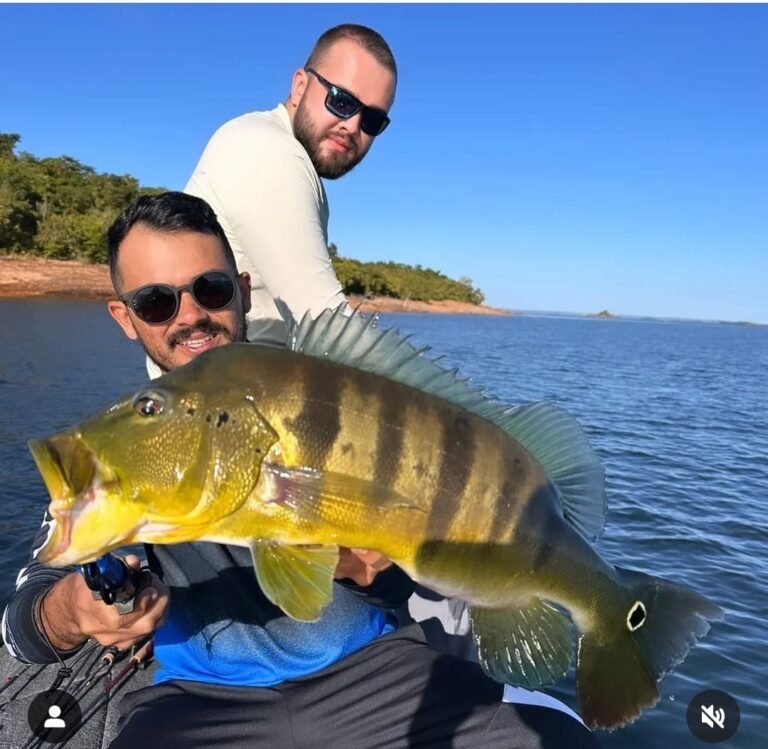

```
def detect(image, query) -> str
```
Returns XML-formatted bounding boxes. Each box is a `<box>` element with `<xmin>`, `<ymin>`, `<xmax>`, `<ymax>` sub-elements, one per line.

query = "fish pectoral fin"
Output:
<box><xmin>250</xmin><ymin>540</ymin><xmax>338</xmax><ymax>622</ymax></box>
<box><xmin>261</xmin><ymin>462</ymin><xmax>426</xmax><ymax>518</ymax></box>
<box><xmin>470</xmin><ymin>599</ymin><xmax>574</xmax><ymax>689</ymax></box>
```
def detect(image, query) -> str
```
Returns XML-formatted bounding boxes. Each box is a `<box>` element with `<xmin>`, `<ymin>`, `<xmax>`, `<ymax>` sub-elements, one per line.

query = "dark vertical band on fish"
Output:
<box><xmin>427</xmin><ymin>412</ymin><xmax>475</xmax><ymax>540</ymax></box>
<box><xmin>373</xmin><ymin>391</ymin><xmax>407</xmax><ymax>486</ymax></box>
<box><xmin>287</xmin><ymin>363</ymin><xmax>343</xmax><ymax>467</ymax></box>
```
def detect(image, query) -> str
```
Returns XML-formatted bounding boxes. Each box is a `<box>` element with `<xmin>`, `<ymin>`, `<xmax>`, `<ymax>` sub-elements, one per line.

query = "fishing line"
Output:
<box><xmin>13</xmin><ymin>588</ymin><xmax>142</xmax><ymax>749</ymax></box>
<box><xmin>6</xmin><ymin>556</ymin><xmax>155</xmax><ymax>746</ymax></box>
<box><xmin>0</xmin><ymin>664</ymin><xmax>44</xmax><ymax>703</ymax></box>
<box><xmin>25</xmin><ymin>649</ymin><xmax>136</xmax><ymax>749</ymax></box>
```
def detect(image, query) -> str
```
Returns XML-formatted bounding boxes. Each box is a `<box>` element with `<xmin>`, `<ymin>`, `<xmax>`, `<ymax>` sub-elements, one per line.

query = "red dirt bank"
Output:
<box><xmin>0</xmin><ymin>256</ymin><xmax>512</xmax><ymax>316</ymax></box>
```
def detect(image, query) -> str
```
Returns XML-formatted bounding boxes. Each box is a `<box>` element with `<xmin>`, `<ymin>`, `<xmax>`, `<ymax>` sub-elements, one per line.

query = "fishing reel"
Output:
<box><xmin>79</xmin><ymin>554</ymin><xmax>153</xmax><ymax>615</ymax></box>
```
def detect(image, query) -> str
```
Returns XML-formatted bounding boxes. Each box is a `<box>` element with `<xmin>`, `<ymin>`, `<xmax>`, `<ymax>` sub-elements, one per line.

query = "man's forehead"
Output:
<box><xmin>315</xmin><ymin>40</ymin><xmax>395</xmax><ymax>99</ymax></box>
<box><xmin>117</xmin><ymin>225</ymin><xmax>228</xmax><ymax>288</ymax></box>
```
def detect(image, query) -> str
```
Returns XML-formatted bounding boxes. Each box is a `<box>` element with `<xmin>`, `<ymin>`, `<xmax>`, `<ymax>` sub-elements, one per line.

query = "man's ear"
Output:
<box><xmin>289</xmin><ymin>68</ymin><xmax>309</xmax><ymax>110</ymax></box>
<box><xmin>238</xmin><ymin>272</ymin><xmax>252</xmax><ymax>314</ymax></box>
<box><xmin>107</xmin><ymin>300</ymin><xmax>139</xmax><ymax>341</ymax></box>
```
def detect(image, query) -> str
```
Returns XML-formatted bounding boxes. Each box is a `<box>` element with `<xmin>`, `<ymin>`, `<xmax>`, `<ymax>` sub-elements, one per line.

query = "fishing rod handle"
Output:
<box><xmin>80</xmin><ymin>554</ymin><xmax>153</xmax><ymax>614</ymax></box>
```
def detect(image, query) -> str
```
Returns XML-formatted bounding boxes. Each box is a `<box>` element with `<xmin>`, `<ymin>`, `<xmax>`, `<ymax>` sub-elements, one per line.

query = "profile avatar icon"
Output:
<box><xmin>27</xmin><ymin>688</ymin><xmax>82</xmax><ymax>742</ymax></box>
<box><xmin>44</xmin><ymin>704</ymin><xmax>67</xmax><ymax>729</ymax></box>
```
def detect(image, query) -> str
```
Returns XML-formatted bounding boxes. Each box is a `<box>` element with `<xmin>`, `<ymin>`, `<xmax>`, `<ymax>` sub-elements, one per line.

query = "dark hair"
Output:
<box><xmin>304</xmin><ymin>24</ymin><xmax>397</xmax><ymax>79</ymax></box>
<box><xmin>107</xmin><ymin>191</ymin><xmax>237</xmax><ymax>292</ymax></box>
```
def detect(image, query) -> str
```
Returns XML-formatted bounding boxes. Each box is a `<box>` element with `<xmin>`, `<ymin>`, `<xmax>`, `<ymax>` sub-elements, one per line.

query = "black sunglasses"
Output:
<box><xmin>305</xmin><ymin>68</ymin><xmax>390</xmax><ymax>137</ymax></box>
<box><xmin>120</xmin><ymin>270</ymin><xmax>237</xmax><ymax>324</ymax></box>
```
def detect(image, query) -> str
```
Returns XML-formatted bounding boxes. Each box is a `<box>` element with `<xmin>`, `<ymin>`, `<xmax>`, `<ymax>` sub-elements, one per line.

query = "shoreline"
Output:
<box><xmin>0</xmin><ymin>255</ymin><xmax>513</xmax><ymax>317</ymax></box>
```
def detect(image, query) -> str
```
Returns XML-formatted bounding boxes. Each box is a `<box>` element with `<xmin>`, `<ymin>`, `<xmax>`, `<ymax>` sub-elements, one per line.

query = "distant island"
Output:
<box><xmin>0</xmin><ymin>132</ymin><xmax>504</xmax><ymax>315</ymax></box>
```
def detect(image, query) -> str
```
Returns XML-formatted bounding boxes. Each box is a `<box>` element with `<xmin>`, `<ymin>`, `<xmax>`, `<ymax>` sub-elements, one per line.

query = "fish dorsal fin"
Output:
<box><xmin>289</xmin><ymin>307</ymin><xmax>607</xmax><ymax>540</ymax></box>
<box><xmin>495</xmin><ymin>403</ymin><xmax>607</xmax><ymax>540</ymax></box>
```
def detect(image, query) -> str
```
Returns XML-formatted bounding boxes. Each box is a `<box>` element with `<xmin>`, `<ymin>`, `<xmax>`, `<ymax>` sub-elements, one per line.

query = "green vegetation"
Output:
<box><xmin>0</xmin><ymin>133</ymin><xmax>164</xmax><ymax>263</ymax></box>
<box><xmin>1</xmin><ymin>133</ymin><xmax>485</xmax><ymax>305</ymax></box>
<box><xmin>331</xmin><ymin>246</ymin><xmax>484</xmax><ymax>305</ymax></box>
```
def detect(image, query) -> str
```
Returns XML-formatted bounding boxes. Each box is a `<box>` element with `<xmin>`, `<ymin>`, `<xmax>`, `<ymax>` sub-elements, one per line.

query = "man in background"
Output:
<box><xmin>181</xmin><ymin>22</ymin><xmax>395</xmax><ymax>357</ymax></box>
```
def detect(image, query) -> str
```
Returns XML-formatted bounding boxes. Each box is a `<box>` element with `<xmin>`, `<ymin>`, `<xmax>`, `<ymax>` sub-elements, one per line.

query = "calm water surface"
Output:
<box><xmin>0</xmin><ymin>299</ymin><xmax>765</xmax><ymax>747</ymax></box>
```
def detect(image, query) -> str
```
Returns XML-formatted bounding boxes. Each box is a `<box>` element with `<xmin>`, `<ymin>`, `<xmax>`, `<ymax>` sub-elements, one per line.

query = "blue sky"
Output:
<box><xmin>1</xmin><ymin>3</ymin><xmax>766</xmax><ymax>323</ymax></box>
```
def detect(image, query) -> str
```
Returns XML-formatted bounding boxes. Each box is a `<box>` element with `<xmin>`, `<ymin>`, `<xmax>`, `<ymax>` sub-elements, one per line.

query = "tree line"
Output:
<box><xmin>0</xmin><ymin>133</ymin><xmax>484</xmax><ymax>305</ymax></box>
<box><xmin>0</xmin><ymin>133</ymin><xmax>164</xmax><ymax>262</ymax></box>
<box><xmin>331</xmin><ymin>249</ymin><xmax>484</xmax><ymax>305</ymax></box>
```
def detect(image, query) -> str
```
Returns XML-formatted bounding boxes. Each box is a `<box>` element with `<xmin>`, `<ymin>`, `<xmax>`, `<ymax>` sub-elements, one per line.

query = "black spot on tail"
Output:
<box><xmin>216</xmin><ymin>411</ymin><xmax>229</xmax><ymax>428</ymax></box>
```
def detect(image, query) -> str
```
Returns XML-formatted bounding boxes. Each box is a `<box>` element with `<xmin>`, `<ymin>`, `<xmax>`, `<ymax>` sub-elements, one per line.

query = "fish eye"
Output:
<box><xmin>132</xmin><ymin>391</ymin><xmax>166</xmax><ymax>417</ymax></box>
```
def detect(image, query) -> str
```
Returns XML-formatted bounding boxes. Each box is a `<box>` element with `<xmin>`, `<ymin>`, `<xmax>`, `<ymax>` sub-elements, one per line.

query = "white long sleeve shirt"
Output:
<box><xmin>185</xmin><ymin>103</ymin><xmax>346</xmax><ymax>345</ymax></box>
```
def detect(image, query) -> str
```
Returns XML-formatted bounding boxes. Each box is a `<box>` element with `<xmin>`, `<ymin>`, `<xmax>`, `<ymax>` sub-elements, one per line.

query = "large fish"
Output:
<box><xmin>29</xmin><ymin>309</ymin><xmax>722</xmax><ymax>730</ymax></box>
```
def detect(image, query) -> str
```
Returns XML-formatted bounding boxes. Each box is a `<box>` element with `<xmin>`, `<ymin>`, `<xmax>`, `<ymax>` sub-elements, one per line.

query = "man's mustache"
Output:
<box><xmin>168</xmin><ymin>321</ymin><xmax>230</xmax><ymax>347</ymax></box>
<box><xmin>327</xmin><ymin>130</ymin><xmax>357</xmax><ymax>152</ymax></box>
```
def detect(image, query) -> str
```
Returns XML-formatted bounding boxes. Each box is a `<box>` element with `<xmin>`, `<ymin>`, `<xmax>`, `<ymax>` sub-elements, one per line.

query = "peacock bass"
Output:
<box><xmin>29</xmin><ymin>308</ymin><xmax>723</xmax><ymax>730</ymax></box>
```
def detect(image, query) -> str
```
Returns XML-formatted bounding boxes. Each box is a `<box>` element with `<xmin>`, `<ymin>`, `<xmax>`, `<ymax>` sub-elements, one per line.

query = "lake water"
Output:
<box><xmin>0</xmin><ymin>298</ymin><xmax>765</xmax><ymax>747</ymax></box>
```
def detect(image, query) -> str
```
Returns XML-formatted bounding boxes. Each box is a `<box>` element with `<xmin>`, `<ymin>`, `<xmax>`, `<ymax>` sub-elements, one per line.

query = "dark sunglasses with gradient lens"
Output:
<box><xmin>120</xmin><ymin>270</ymin><xmax>237</xmax><ymax>324</ymax></box>
<box><xmin>306</xmin><ymin>68</ymin><xmax>390</xmax><ymax>137</ymax></box>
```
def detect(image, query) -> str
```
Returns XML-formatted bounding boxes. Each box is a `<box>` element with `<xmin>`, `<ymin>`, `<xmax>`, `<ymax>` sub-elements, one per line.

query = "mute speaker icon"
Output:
<box><xmin>700</xmin><ymin>704</ymin><xmax>725</xmax><ymax>730</ymax></box>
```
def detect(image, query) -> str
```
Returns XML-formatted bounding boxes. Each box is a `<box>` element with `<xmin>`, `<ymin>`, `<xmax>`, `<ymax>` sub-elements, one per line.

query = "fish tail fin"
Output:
<box><xmin>577</xmin><ymin>566</ymin><xmax>724</xmax><ymax>730</ymax></box>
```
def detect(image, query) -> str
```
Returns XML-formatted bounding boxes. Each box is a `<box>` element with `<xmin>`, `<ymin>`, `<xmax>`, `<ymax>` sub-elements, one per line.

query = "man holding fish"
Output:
<box><xmin>3</xmin><ymin>191</ymin><xmax>600</xmax><ymax>747</ymax></box>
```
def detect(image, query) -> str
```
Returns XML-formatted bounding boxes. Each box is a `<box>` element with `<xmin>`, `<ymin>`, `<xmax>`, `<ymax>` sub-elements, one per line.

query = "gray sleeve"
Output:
<box><xmin>0</xmin><ymin>511</ymin><xmax>81</xmax><ymax>664</ymax></box>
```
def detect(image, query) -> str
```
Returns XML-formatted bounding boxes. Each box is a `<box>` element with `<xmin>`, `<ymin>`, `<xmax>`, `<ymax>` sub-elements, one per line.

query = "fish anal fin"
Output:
<box><xmin>250</xmin><ymin>541</ymin><xmax>338</xmax><ymax>622</ymax></box>
<box><xmin>470</xmin><ymin>598</ymin><xmax>573</xmax><ymax>689</ymax></box>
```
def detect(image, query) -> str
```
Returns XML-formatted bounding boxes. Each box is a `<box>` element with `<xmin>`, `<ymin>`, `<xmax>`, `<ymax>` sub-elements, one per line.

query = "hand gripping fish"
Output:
<box><xmin>29</xmin><ymin>308</ymin><xmax>723</xmax><ymax>730</ymax></box>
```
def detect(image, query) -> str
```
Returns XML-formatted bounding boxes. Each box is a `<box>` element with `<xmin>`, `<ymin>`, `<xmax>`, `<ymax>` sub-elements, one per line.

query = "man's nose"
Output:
<box><xmin>340</xmin><ymin>112</ymin><xmax>363</xmax><ymax>135</ymax></box>
<box><xmin>174</xmin><ymin>289</ymin><xmax>209</xmax><ymax>325</ymax></box>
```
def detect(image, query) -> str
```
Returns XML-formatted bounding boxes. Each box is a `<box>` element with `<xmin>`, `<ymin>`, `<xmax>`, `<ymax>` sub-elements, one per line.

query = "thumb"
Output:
<box><xmin>123</xmin><ymin>554</ymin><xmax>142</xmax><ymax>570</ymax></box>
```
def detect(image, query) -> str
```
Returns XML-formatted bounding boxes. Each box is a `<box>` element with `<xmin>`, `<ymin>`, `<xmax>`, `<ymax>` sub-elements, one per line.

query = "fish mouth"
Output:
<box><xmin>29</xmin><ymin>434</ymin><xmax>96</xmax><ymax>504</ymax></box>
<box><xmin>28</xmin><ymin>434</ymin><xmax>116</xmax><ymax>564</ymax></box>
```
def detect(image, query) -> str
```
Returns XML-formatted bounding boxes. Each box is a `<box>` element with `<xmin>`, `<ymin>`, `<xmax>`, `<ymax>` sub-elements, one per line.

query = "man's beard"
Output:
<box><xmin>293</xmin><ymin>101</ymin><xmax>365</xmax><ymax>180</ymax></box>
<box><xmin>145</xmin><ymin>315</ymin><xmax>248</xmax><ymax>373</ymax></box>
